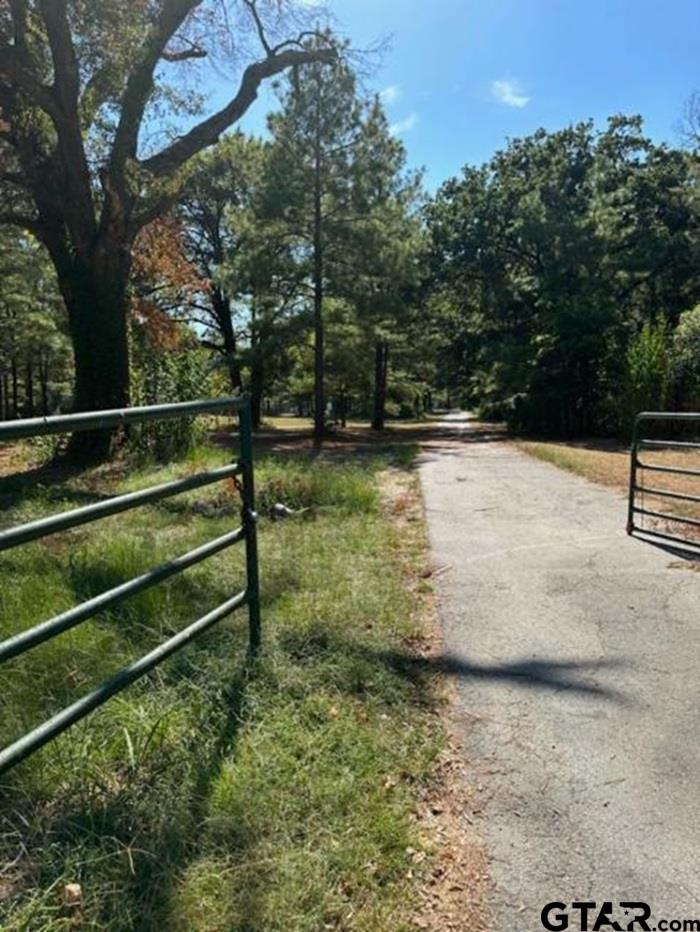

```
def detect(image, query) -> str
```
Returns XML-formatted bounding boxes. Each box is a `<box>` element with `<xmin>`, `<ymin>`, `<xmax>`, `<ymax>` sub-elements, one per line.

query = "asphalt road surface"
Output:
<box><xmin>419</xmin><ymin>413</ymin><xmax>700</xmax><ymax>932</ymax></box>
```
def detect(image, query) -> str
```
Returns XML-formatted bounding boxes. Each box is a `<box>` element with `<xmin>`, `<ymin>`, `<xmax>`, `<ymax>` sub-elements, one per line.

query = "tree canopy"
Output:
<box><xmin>427</xmin><ymin>115</ymin><xmax>700</xmax><ymax>434</ymax></box>
<box><xmin>1</xmin><ymin>16</ymin><xmax>699</xmax><ymax>450</ymax></box>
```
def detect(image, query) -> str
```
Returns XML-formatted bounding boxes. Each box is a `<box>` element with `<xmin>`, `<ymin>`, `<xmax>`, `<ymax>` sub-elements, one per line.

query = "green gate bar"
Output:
<box><xmin>627</xmin><ymin>410</ymin><xmax>700</xmax><ymax>549</ymax></box>
<box><xmin>0</xmin><ymin>396</ymin><xmax>260</xmax><ymax>776</ymax></box>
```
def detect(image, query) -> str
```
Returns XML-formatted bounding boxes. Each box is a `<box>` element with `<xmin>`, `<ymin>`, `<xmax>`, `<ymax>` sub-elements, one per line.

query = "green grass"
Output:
<box><xmin>0</xmin><ymin>443</ymin><xmax>442</xmax><ymax>931</ymax></box>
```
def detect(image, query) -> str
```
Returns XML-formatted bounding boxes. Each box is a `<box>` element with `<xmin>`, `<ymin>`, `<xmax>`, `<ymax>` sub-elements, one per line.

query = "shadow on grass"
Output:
<box><xmin>0</xmin><ymin>603</ymin><xmax>627</xmax><ymax>930</ymax></box>
<box><xmin>64</xmin><ymin>539</ymin><xmax>299</xmax><ymax>657</ymax></box>
<box><xmin>211</xmin><ymin>418</ymin><xmax>509</xmax><ymax>460</ymax></box>
<box><xmin>0</xmin><ymin>642</ymin><xmax>259</xmax><ymax>930</ymax></box>
<box><xmin>0</xmin><ymin>459</ymin><xmax>119</xmax><ymax>513</ymax></box>
<box><xmin>0</xmin><ymin>443</ymin><xmax>457</xmax><ymax>928</ymax></box>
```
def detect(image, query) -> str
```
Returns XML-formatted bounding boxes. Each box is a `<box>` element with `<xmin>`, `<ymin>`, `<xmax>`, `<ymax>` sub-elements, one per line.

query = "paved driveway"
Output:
<box><xmin>419</xmin><ymin>414</ymin><xmax>700</xmax><ymax>931</ymax></box>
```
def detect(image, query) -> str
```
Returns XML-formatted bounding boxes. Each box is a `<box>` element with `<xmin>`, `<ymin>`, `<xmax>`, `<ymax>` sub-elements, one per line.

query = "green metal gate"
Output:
<box><xmin>0</xmin><ymin>396</ymin><xmax>259</xmax><ymax>775</ymax></box>
<box><xmin>627</xmin><ymin>410</ymin><xmax>700</xmax><ymax>549</ymax></box>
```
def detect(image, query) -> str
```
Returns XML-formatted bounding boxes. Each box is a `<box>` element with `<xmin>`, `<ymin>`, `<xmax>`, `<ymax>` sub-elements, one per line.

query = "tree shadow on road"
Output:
<box><xmin>426</xmin><ymin>653</ymin><xmax>627</xmax><ymax>702</ymax></box>
<box><xmin>278</xmin><ymin>627</ymin><xmax>629</xmax><ymax>705</ymax></box>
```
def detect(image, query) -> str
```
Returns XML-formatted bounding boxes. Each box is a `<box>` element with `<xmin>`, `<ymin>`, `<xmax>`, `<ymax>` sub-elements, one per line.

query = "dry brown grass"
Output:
<box><xmin>0</xmin><ymin>442</ymin><xmax>32</xmax><ymax>478</ymax></box>
<box><xmin>518</xmin><ymin>439</ymin><xmax>700</xmax><ymax>540</ymax></box>
<box><xmin>517</xmin><ymin>440</ymin><xmax>630</xmax><ymax>489</ymax></box>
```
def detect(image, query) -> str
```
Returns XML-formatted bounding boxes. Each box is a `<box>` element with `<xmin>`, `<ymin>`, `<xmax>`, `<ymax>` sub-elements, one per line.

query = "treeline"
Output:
<box><xmin>1</xmin><ymin>0</ymin><xmax>698</xmax><ymax>447</ymax></box>
<box><xmin>427</xmin><ymin>115</ymin><xmax>700</xmax><ymax>436</ymax></box>
<box><xmin>4</xmin><ymin>106</ymin><xmax>699</xmax><ymax>443</ymax></box>
<box><xmin>174</xmin><ymin>49</ymin><xmax>431</xmax><ymax>433</ymax></box>
<box><xmin>0</xmin><ymin>229</ymin><xmax>71</xmax><ymax>420</ymax></box>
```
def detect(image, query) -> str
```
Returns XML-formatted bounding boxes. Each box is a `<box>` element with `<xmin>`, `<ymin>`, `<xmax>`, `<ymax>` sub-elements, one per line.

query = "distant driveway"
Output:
<box><xmin>419</xmin><ymin>413</ymin><xmax>700</xmax><ymax>931</ymax></box>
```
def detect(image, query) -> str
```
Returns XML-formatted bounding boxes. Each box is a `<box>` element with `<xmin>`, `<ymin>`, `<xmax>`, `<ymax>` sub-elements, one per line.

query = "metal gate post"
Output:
<box><xmin>238</xmin><ymin>400</ymin><xmax>261</xmax><ymax>652</ymax></box>
<box><xmin>627</xmin><ymin>415</ymin><xmax>640</xmax><ymax>534</ymax></box>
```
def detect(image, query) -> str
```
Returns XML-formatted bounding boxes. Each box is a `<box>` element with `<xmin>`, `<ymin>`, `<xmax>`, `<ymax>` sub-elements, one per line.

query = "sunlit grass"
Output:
<box><xmin>261</xmin><ymin>415</ymin><xmax>432</xmax><ymax>433</ymax></box>
<box><xmin>0</xmin><ymin>443</ymin><xmax>440</xmax><ymax>931</ymax></box>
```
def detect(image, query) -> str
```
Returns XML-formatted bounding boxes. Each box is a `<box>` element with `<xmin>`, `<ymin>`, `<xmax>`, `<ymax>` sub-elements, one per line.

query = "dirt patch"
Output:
<box><xmin>212</xmin><ymin>415</ymin><xmax>507</xmax><ymax>458</ymax></box>
<box><xmin>0</xmin><ymin>442</ymin><xmax>32</xmax><ymax>478</ymax></box>
<box><xmin>411</xmin><ymin>746</ymin><xmax>493</xmax><ymax>932</ymax></box>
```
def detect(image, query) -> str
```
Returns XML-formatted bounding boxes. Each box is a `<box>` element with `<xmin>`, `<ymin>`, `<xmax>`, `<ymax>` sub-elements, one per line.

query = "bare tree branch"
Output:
<box><xmin>37</xmin><ymin>0</ymin><xmax>96</xmax><ymax>242</ymax></box>
<box><xmin>243</xmin><ymin>0</ymin><xmax>271</xmax><ymax>54</ymax></box>
<box><xmin>39</xmin><ymin>0</ymin><xmax>79</xmax><ymax>106</ymax></box>
<box><xmin>140</xmin><ymin>44</ymin><xmax>336</xmax><ymax>180</ymax></box>
<box><xmin>110</xmin><ymin>0</ymin><xmax>202</xmax><ymax>175</ymax></box>
<box><xmin>162</xmin><ymin>42</ymin><xmax>207</xmax><ymax>62</ymax></box>
<box><xmin>680</xmin><ymin>91</ymin><xmax>700</xmax><ymax>149</ymax></box>
<box><xmin>270</xmin><ymin>31</ymin><xmax>323</xmax><ymax>55</ymax></box>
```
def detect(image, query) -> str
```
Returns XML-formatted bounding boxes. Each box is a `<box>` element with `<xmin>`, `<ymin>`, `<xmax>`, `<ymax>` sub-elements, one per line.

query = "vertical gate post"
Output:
<box><xmin>627</xmin><ymin>415</ymin><xmax>640</xmax><ymax>535</ymax></box>
<box><xmin>238</xmin><ymin>400</ymin><xmax>261</xmax><ymax>652</ymax></box>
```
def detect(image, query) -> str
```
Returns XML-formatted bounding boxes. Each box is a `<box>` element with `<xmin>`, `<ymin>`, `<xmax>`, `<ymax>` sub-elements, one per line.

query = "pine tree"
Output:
<box><xmin>265</xmin><ymin>43</ymin><xmax>423</xmax><ymax>438</ymax></box>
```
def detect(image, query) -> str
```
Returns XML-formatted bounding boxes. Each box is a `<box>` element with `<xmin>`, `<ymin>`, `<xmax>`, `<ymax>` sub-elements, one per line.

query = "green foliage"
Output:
<box><xmin>670</xmin><ymin>305</ymin><xmax>700</xmax><ymax>409</ymax></box>
<box><xmin>180</xmin><ymin>132</ymin><xmax>274</xmax><ymax>398</ymax></box>
<box><xmin>0</xmin><ymin>230</ymin><xmax>72</xmax><ymax>419</ymax></box>
<box><xmin>254</xmin><ymin>452</ymin><xmax>379</xmax><ymax>514</ymax></box>
<box><xmin>129</xmin><ymin>327</ymin><xmax>213</xmax><ymax>462</ymax></box>
<box><xmin>428</xmin><ymin>116</ymin><xmax>700</xmax><ymax>435</ymax></box>
<box><xmin>622</xmin><ymin>320</ymin><xmax>669</xmax><ymax>431</ymax></box>
<box><xmin>0</xmin><ymin>1</ymin><xmax>338</xmax><ymax>435</ymax></box>
<box><xmin>259</xmin><ymin>46</ymin><xmax>426</xmax><ymax>427</ymax></box>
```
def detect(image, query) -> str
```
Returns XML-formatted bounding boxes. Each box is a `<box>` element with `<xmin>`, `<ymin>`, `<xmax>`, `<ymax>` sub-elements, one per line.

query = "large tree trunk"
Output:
<box><xmin>57</xmin><ymin>251</ymin><xmax>132</xmax><ymax>460</ymax></box>
<box><xmin>212</xmin><ymin>286</ymin><xmax>242</xmax><ymax>393</ymax></box>
<box><xmin>371</xmin><ymin>339</ymin><xmax>389</xmax><ymax>432</ymax></box>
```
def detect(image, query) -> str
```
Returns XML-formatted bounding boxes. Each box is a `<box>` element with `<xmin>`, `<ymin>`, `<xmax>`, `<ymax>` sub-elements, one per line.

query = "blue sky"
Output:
<box><xmin>235</xmin><ymin>0</ymin><xmax>699</xmax><ymax>190</ymax></box>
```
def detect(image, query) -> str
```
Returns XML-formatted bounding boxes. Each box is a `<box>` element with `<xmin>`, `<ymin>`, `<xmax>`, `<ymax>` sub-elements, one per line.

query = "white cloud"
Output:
<box><xmin>389</xmin><ymin>112</ymin><xmax>418</xmax><ymax>135</ymax></box>
<box><xmin>380</xmin><ymin>84</ymin><xmax>401</xmax><ymax>106</ymax></box>
<box><xmin>491</xmin><ymin>78</ymin><xmax>530</xmax><ymax>108</ymax></box>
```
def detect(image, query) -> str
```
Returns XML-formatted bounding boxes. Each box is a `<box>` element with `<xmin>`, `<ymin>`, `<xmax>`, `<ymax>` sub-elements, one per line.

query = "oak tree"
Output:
<box><xmin>0</xmin><ymin>0</ymin><xmax>334</xmax><ymax>456</ymax></box>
